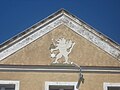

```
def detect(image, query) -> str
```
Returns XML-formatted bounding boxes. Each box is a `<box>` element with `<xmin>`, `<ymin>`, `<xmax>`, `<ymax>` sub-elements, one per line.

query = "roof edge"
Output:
<box><xmin>0</xmin><ymin>9</ymin><xmax>64</xmax><ymax>50</ymax></box>
<box><xmin>62</xmin><ymin>9</ymin><xmax>120</xmax><ymax>51</ymax></box>
<box><xmin>0</xmin><ymin>9</ymin><xmax>119</xmax><ymax>51</ymax></box>
<box><xmin>0</xmin><ymin>9</ymin><xmax>120</xmax><ymax>61</ymax></box>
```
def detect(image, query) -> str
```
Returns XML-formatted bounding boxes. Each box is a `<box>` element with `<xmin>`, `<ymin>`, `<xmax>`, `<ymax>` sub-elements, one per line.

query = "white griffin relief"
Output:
<box><xmin>49</xmin><ymin>38</ymin><xmax>75</xmax><ymax>64</ymax></box>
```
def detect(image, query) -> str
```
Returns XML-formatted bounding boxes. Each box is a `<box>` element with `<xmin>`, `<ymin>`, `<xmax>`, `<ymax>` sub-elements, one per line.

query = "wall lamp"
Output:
<box><xmin>71</xmin><ymin>62</ymin><xmax>84</xmax><ymax>89</ymax></box>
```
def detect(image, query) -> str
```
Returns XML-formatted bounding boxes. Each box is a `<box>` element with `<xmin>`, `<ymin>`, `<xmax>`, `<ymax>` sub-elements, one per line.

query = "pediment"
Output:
<box><xmin>0</xmin><ymin>9</ymin><xmax>120</xmax><ymax>66</ymax></box>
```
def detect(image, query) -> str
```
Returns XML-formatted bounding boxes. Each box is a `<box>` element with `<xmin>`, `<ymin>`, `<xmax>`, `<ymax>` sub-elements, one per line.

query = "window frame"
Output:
<box><xmin>0</xmin><ymin>80</ymin><xmax>19</xmax><ymax>90</ymax></box>
<box><xmin>103</xmin><ymin>83</ymin><xmax>120</xmax><ymax>90</ymax></box>
<box><xmin>45</xmin><ymin>81</ymin><xmax>78</xmax><ymax>90</ymax></box>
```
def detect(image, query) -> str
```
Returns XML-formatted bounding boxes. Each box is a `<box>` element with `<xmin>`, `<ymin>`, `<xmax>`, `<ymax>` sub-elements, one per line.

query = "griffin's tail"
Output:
<box><xmin>68</xmin><ymin>42</ymin><xmax>75</xmax><ymax>54</ymax></box>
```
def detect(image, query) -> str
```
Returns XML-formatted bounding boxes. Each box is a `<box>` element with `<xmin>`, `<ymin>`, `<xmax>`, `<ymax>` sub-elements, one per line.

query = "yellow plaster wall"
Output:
<box><xmin>0</xmin><ymin>24</ymin><xmax>120</xmax><ymax>66</ymax></box>
<box><xmin>0</xmin><ymin>72</ymin><xmax>120</xmax><ymax>90</ymax></box>
<box><xmin>0</xmin><ymin>24</ymin><xmax>120</xmax><ymax>90</ymax></box>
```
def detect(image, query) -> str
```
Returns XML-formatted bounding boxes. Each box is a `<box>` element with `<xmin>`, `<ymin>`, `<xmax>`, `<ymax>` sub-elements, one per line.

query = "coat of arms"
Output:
<box><xmin>49</xmin><ymin>38</ymin><xmax>75</xmax><ymax>64</ymax></box>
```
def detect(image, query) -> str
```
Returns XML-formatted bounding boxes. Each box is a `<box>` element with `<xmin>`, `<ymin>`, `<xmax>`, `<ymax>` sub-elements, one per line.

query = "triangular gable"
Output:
<box><xmin>0</xmin><ymin>9</ymin><xmax>120</xmax><ymax>61</ymax></box>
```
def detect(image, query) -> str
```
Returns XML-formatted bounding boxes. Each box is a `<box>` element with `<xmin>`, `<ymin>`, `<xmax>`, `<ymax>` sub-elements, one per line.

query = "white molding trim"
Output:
<box><xmin>0</xmin><ymin>11</ymin><xmax>120</xmax><ymax>61</ymax></box>
<box><xmin>62</xmin><ymin>15</ymin><xmax>120</xmax><ymax>61</ymax></box>
<box><xmin>45</xmin><ymin>81</ymin><xmax>78</xmax><ymax>90</ymax></box>
<box><xmin>0</xmin><ymin>66</ymin><xmax>120</xmax><ymax>73</ymax></box>
<box><xmin>103</xmin><ymin>82</ymin><xmax>120</xmax><ymax>90</ymax></box>
<box><xmin>0</xmin><ymin>80</ymin><xmax>20</xmax><ymax>90</ymax></box>
<box><xmin>0</xmin><ymin>16</ymin><xmax>63</xmax><ymax>61</ymax></box>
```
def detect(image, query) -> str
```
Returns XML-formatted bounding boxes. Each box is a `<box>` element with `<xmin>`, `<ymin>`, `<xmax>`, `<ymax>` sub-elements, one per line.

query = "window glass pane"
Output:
<box><xmin>0</xmin><ymin>84</ymin><xmax>15</xmax><ymax>90</ymax></box>
<box><xmin>108</xmin><ymin>87</ymin><xmax>120</xmax><ymax>90</ymax></box>
<box><xmin>49</xmin><ymin>85</ymin><xmax>74</xmax><ymax>90</ymax></box>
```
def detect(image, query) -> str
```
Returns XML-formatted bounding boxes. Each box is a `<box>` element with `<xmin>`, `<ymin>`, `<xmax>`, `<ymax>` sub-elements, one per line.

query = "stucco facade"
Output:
<box><xmin>0</xmin><ymin>72</ymin><xmax>120</xmax><ymax>90</ymax></box>
<box><xmin>0</xmin><ymin>9</ymin><xmax>120</xmax><ymax>90</ymax></box>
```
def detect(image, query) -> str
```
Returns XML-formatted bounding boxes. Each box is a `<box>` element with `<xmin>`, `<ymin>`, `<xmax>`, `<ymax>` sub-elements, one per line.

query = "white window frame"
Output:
<box><xmin>45</xmin><ymin>81</ymin><xmax>78</xmax><ymax>90</ymax></box>
<box><xmin>0</xmin><ymin>80</ymin><xmax>20</xmax><ymax>90</ymax></box>
<box><xmin>103</xmin><ymin>82</ymin><xmax>120</xmax><ymax>90</ymax></box>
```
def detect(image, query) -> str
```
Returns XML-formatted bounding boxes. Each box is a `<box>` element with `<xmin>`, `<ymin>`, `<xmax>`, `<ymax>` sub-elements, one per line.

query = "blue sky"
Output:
<box><xmin>0</xmin><ymin>0</ymin><xmax>120</xmax><ymax>44</ymax></box>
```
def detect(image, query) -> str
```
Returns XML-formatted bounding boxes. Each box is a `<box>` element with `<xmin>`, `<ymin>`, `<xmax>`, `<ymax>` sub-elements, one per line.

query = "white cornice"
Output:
<box><xmin>0</xmin><ymin>65</ymin><xmax>120</xmax><ymax>73</ymax></box>
<box><xmin>0</xmin><ymin>10</ymin><xmax>120</xmax><ymax>61</ymax></box>
<box><xmin>62</xmin><ymin>15</ymin><xmax>120</xmax><ymax>61</ymax></box>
